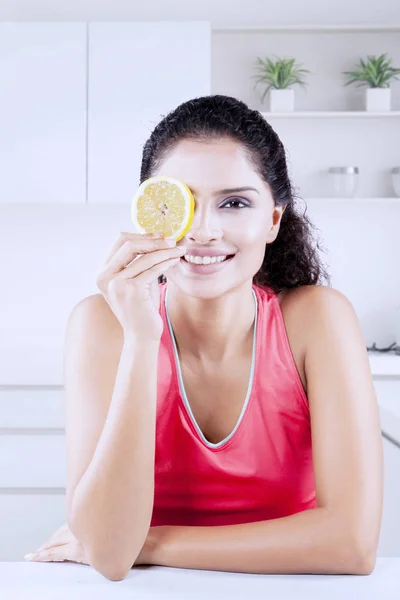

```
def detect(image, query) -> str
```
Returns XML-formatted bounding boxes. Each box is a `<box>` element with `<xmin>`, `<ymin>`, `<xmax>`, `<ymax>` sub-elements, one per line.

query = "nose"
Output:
<box><xmin>184</xmin><ymin>203</ymin><xmax>223</xmax><ymax>244</ymax></box>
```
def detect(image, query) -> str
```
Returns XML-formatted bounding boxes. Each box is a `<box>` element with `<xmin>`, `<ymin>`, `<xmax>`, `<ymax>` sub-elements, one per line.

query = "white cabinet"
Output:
<box><xmin>373</xmin><ymin>376</ymin><xmax>400</xmax><ymax>557</ymax></box>
<box><xmin>0</xmin><ymin>435</ymin><xmax>66</xmax><ymax>488</ymax></box>
<box><xmin>0</xmin><ymin>389</ymin><xmax>66</xmax><ymax>561</ymax></box>
<box><xmin>377</xmin><ymin>435</ymin><xmax>400</xmax><ymax>557</ymax></box>
<box><xmin>0</xmin><ymin>21</ymin><xmax>211</xmax><ymax>206</ymax></box>
<box><xmin>0</xmin><ymin>23</ymin><xmax>86</xmax><ymax>204</ymax></box>
<box><xmin>88</xmin><ymin>22</ymin><xmax>211</xmax><ymax>204</ymax></box>
<box><xmin>0</xmin><ymin>495</ymin><xmax>66</xmax><ymax>561</ymax></box>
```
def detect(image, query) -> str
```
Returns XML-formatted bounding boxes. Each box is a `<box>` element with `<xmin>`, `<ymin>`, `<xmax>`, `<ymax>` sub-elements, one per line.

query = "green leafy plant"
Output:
<box><xmin>343</xmin><ymin>54</ymin><xmax>400</xmax><ymax>88</ymax></box>
<box><xmin>252</xmin><ymin>56</ymin><xmax>309</xmax><ymax>102</ymax></box>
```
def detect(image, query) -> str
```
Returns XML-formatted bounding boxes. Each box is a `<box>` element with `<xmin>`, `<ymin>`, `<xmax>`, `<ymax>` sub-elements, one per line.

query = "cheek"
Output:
<box><xmin>230</xmin><ymin>215</ymin><xmax>269</xmax><ymax>269</ymax></box>
<box><xmin>227</xmin><ymin>212</ymin><xmax>270</xmax><ymax>247</ymax></box>
<box><xmin>235</xmin><ymin>235</ymin><xmax>267</xmax><ymax>272</ymax></box>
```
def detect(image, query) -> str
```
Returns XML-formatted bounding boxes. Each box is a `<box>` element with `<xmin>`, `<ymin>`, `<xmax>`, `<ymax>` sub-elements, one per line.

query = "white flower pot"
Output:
<box><xmin>365</xmin><ymin>88</ymin><xmax>391</xmax><ymax>112</ymax></box>
<box><xmin>269</xmin><ymin>89</ymin><xmax>295</xmax><ymax>112</ymax></box>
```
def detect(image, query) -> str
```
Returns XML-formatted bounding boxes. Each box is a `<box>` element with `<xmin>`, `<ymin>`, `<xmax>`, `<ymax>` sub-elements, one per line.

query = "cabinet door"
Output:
<box><xmin>88</xmin><ymin>22</ymin><xmax>211</xmax><ymax>204</ymax></box>
<box><xmin>377</xmin><ymin>435</ymin><xmax>400</xmax><ymax>557</ymax></box>
<box><xmin>374</xmin><ymin>377</ymin><xmax>400</xmax><ymax>448</ymax></box>
<box><xmin>0</xmin><ymin>23</ymin><xmax>86</xmax><ymax>204</ymax></box>
<box><xmin>0</xmin><ymin>494</ymin><xmax>66</xmax><ymax>561</ymax></box>
<box><xmin>0</xmin><ymin>435</ymin><xmax>66</xmax><ymax>488</ymax></box>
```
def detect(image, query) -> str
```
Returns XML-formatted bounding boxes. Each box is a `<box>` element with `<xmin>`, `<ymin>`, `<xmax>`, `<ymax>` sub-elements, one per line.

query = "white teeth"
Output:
<box><xmin>184</xmin><ymin>255</ymin><xmax>228</xmax><ymax>265</ymax></box>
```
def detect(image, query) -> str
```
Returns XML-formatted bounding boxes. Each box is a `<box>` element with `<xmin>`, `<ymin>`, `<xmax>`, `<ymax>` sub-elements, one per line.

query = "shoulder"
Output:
<box><xmin>276</xmin><ymin>284</ymin><xmax>360</xmax><ymax>358</ymax></box>
<box><xmin>68</xmin><ymin>293</ymin><xmax>117</xmax><ymax>327</ymax></box>
<box><xmin>279</xmin><ymin>285</ymin><xmax>363</xmax><ymax>361</ymax></box>
<box><xmin>66</xmin><ymin>293</ymin><xmax>124</xmax><ymax>353</ymax></box>
<box><xmin>278</xmin><ymin>284</ymin><xmax>354</xmax><ymax>316</ymax></box>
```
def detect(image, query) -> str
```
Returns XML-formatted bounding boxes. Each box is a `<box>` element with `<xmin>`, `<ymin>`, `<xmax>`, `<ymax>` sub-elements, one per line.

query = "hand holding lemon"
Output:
<box><xmin>95</xmin><ymin>177</ymin><xmax>193</xmax><ymax>343</ymax></box>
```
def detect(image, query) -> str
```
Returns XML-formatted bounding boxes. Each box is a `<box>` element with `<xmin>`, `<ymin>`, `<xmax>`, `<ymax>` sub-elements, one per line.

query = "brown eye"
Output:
<box><xmin>221</xmin><ymin>198</ymin><xmax>249</xmax><ymax>209</ymax></box>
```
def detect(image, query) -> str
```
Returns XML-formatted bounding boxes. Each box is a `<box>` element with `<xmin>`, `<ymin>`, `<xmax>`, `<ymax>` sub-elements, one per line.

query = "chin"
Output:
<box><xmin>166</xmin><ymin>273</ymin><xmax>253</xmax><ymax>300</ymax></box>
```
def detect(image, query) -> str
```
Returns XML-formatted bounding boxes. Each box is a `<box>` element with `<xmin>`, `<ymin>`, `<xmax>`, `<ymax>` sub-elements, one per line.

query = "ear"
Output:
<box><xmin>266</xmin><ymin>205</ymin><xmax>286</xmax><ymax>243</ymax></box>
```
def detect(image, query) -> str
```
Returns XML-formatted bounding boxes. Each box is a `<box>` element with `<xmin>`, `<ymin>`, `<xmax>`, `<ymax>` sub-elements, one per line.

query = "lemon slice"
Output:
<box><xmin>131</xmin><ymin>175</ymin><xmax>195</xmax><ymax>241</ymax></box>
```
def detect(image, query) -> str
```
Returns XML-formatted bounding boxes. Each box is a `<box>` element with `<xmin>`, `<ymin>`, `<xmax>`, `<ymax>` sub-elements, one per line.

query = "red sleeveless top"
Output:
<box><xmin>150</xmin><ymin>282</ymin><xmax>317</xmax><ymax>527</ymax></box>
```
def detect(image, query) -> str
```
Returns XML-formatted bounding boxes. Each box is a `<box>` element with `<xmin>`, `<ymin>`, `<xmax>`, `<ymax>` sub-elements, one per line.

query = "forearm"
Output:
<box><xmin>69</xmin><ymin>339</ymin><xmax>159</xmax><ymax>577</ymax></box>
<box><xmin>154</xmin><ymin>507</ymin><xmax>373</xmax><ymax>575</ymax></box>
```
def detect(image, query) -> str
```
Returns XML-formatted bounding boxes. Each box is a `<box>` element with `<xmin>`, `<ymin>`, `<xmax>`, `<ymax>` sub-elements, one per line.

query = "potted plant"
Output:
<box><xmin>343</xmin><ymin>53</ymin><xmax>400</xmax><ymax>112</ymax></box>
<box><xmin>253</xmin><ymin>55</ymin><xmax>309</xmax><ymax>112</ymax></box>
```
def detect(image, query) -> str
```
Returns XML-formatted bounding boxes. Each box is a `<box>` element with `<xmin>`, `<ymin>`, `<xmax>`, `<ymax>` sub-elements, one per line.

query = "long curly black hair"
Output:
<box><xmin>140</xmin><ymin>95</ymin><xmax>330</xmax><ymax>293</ymax></box>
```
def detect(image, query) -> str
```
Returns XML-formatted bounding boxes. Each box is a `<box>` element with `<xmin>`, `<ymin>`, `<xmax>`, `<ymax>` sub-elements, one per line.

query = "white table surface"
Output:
<box><xmin>0</xmin><ymin>559</ymin><xmax>399</xmax><ymax>600</ymax></box>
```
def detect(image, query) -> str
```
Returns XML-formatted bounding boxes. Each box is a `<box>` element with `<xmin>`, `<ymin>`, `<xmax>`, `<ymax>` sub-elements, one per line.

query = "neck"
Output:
<box><xmin>165</xmin><ymin>281</ymin><xmax>257</xmax><ymax>364</ymax></box>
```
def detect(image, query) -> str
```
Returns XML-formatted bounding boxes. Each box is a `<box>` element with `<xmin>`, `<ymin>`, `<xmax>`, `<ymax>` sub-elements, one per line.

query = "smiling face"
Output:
<box><xmin>153</xmin><ymin>137</ymin><xmax>285</xmax><ymax>298</ymax></box>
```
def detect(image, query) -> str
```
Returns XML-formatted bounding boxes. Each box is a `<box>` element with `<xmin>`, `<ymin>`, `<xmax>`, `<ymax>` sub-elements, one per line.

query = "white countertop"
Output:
<box><xmin>368</xmin><ymin>353</ymin><xmax>400</xmax><ymax>377</ymax></box>
<box><xmin>0</xmin><ymin>560</ymin><xmax>399</xmax><ymax>600</ymax></box>
<box><xmin>371</xmin><ymin>355</ymin><xmax>400</xmax><ymax>445</ymax></box>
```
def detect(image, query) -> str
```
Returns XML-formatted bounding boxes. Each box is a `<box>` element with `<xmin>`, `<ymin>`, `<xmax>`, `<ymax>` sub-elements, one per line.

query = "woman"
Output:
<box><xmin>25</xmin><ymin>95</ymin><xmax>383</xmax><ymax>580</ymax></box>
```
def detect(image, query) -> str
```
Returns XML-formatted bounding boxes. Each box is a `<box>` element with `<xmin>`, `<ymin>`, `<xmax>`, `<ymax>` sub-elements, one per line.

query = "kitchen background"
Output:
<box><xmin>0</xmin><ymin>0</ymin><xmax>400</xmax><ymax>562</ymax></box>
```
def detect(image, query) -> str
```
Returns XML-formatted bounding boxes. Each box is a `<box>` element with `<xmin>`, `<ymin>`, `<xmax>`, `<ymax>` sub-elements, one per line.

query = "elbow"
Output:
<box><xmin>336</xmin><ymin>544</ymin><xmax>377</xmax><ymax>575</ymax></box>
<box><xmin>66</xmin><ymin>516</ymin><xmax>134</xmax><ymax>582</ymax></box>
<box><xmin>90</xmin><ymin>556</ymin><xmax>132</xmax><ymax>581</ymax></box>
<box><xmin>350</xmin><ymin>521</ymin><xmax>379</xmax><ymax>575</ymax></box>
<box><xmin>331</xmin><ymin>507</ymin><xmax>380</xmax><ymax>575</ymax></box>
<box><xmin>350</xmin><ymin>546</ymin><xmax>377</xmax><ymax>576</ymax></box>
<box><xmin>86</xmin><ymin>545</ymin><xmax>134</xmax><ymax>581</ymax></box>
<box><xmin>342</xmin><ymin>531</ymin><xmax>378</xmax><ymax>575</ymax></box>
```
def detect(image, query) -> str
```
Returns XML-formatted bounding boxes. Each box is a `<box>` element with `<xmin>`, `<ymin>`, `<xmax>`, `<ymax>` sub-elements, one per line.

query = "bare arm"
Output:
<box><xmin>65</xmin><ymin>294</ymin><xmax>160</xmax><ymax>581</ymax></box>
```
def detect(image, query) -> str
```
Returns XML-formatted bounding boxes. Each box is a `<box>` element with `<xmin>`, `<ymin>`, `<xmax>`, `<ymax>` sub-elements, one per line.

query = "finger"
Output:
<box><xmin>116</xmin><ymin>246</ymin><xmax>185</xmax><ymax>280</ymax></box>
<box><xmin>103</xmin><ymin>232</ymin><xmax>164</xmax><ymax>264</ymax></box>
<box><xmin>25</xmin><ymin>547</ymin><xmax>66</xmax><ymax>562</ymax></box>
<box><xmin>134</xmin><ymin>255</ymin><xmax>182</xmax><ymax>285</ymax></box>
<box><xmin>35</xmin><ymin>538</ymin><xmax>68</xmax><ymax>552</ymax></box>
<box><xmin>34</xmin><ymin>523</ymin><xmax>70</xmax><ymax>551</ymax></box>
<box><xmin>106</xmin><ymin>238</ymin><xmax>176</xmax><ymax>275</ymax></box>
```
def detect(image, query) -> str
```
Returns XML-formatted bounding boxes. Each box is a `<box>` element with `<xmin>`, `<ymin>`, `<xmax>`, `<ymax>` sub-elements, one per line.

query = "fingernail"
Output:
<box><xmin>166</xmin><ymin>239</ymin><xmax>176</xmax><ymax>246</ymax></box>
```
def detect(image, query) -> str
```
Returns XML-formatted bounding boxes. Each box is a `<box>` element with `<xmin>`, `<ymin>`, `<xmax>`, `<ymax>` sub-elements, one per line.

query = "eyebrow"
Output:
<box><xmin>216</xmin><ymin>186</ymin><xmax>260</xmax><ymax>195</ymax></box>
<box><xmin>190</xmin><ymin>186</ymin><xmax>260</xmax><ymax>196</ymax></box>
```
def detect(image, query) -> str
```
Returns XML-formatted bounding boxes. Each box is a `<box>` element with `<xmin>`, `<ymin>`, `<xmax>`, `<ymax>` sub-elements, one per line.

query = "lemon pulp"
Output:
<box><xmin>131</xmin><ymin>176</ymin><xmax>195</xmax><ymax>241</ymax></box>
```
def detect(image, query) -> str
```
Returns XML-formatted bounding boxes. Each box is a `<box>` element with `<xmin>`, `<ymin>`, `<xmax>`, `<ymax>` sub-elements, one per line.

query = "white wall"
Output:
<box><xmin>305</xmin><ymin>200</ymin><xmax>400</xmax><ymax>347</ymax></box>
<box><xmin>0</xmin><ymin>204</ymin><xmax>129</xmax><ymax>384</ymax></box>
<box><xmin>0</xmin><ymin>20</ymin><xmax>211</xmax><ymax>385</ymax></box>
<box><xmin>1</xmin><ymin>0</ymin><xmax>399</xmax><ymax>26</ymax></box>
<box><xmin>0</xmin><ymin>22</ymin><xmax>399</xmax><ymax>386</ymax></box>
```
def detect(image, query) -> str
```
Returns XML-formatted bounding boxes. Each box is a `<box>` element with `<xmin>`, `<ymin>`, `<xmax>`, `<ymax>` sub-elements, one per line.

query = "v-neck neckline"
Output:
<box><xmin>164</xmin><ymin>286</ymin><xmax>259</xmax><ymax>449</ymax></box>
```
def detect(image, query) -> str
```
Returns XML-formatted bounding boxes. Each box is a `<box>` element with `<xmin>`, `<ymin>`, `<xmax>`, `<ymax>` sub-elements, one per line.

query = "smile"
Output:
<box><xmin>183</xmin><ymin>254</ymin><xmax>233</xmax><ymax>265</ymax></box>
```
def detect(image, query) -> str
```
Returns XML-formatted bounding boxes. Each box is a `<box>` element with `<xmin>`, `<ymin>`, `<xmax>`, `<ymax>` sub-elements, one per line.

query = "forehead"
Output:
<box><xmin>155</xmin><ymin>138</ymin><xmax>265</xmax><ymax>193</ymax></box>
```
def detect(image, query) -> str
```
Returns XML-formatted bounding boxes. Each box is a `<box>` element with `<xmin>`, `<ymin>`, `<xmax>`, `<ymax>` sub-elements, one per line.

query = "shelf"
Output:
<box><xmin>261</xmin><ymin>111</ymin><xmax>400</xmax><ymax>118</ymax></box>
<box><xmin>304</xmin><ymin>197</ymin><xmax>400</xmax><ymax>204</ymax></box>
<box><xmin>214</xmin><ymin>25</ymin><xmax>400</xmax><ymax>33</ymax></box>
